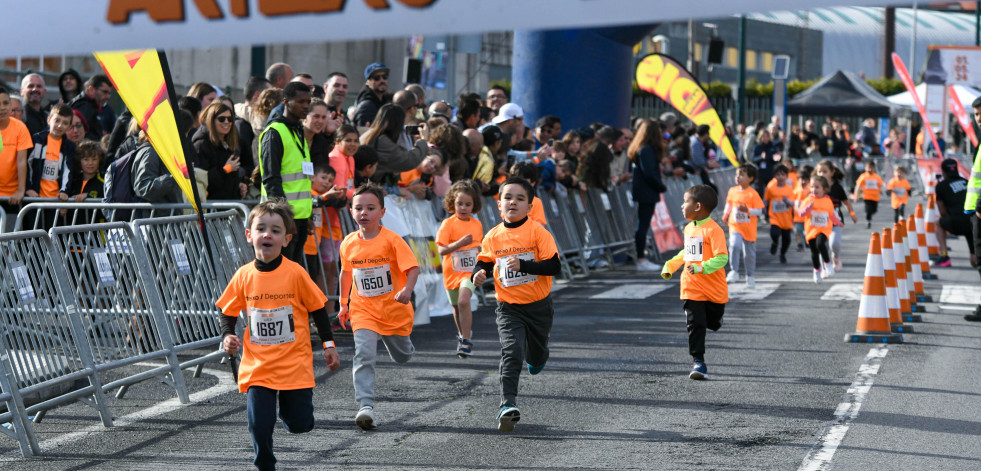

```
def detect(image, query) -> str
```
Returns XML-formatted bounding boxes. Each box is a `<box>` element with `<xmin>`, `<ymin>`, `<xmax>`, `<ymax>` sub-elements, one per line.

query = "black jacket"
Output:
<box><xmin>191</xmin><ymin>126</ymin><xmax>240</xmax><ymax>200</ymax></box>
<box><xmin>352</xmin><ymin>87</ymin><xmax>388</xmax><ymax>127</ymax></box>
<box><xmin>69</xmin><ymin>93</ymin><xmax>103</xmax><ymax>140</ymax></box>
<box><xmin>26</xmin><ymin>131</ymin><xmax>75</xmax><ymax>196</ymax></box>
<box><xmin>631</xmin><ymin>145</ymin><xmax>667</xmax><ymax>205</ymax></box>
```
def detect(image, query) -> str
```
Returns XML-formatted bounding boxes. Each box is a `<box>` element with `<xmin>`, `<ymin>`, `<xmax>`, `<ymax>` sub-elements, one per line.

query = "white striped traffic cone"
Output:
<box><xmin>846</xmin><ymin>232</ymin><xmax>903</xmax><ymax>343</ymax></box>
<box><xmin>881</xmin><ymin>228</ymin><xmax>912</xmax><ymax>333</ymax></box>
<box><xmin>893</xmin><ymin>222</ymin><xmax>921</xmax><ymax>322</ymax></box>
<box><xmin>924</xmin><ymin>196</ymin><xmax>940</xmax><ymax>262</ymax></box>
<box><xmin>914</xmin><ymin>204</ymin><xmax>937</xmax><ymax>279</ymax></box>
<box><xmin>897</xmin><ymin>220</ymin><xmax>925</xmax><ymax>318</ymax></box>
<box><xmin>906</xmin><ymin>214</ymin><xmax>933</xmax><ymax>303</ymax></box>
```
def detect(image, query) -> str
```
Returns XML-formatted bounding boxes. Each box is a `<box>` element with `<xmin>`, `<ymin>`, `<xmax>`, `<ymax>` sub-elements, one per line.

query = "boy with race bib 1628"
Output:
<box><xmin>338</xmin><ymin>182</ymin><xmax>419</xmax><ymax>431</ymax></box>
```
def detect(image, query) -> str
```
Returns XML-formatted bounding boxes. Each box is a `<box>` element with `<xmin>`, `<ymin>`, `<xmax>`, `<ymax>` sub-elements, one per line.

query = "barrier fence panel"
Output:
<box><xmin>0</xmin><ymin>230</ymin><xmax>113</xmax><ymax>442</ymax></box>
<box><xmin>0</xmin><ymin>210</ymin><xmax>6</xmax><ymax>234</ymax></box>
<box><xmin>538</xmin><ymin>188</ymin><xmax>587</xmax><ymax>279</ymax></box>
<box><xmin>131</xmin><ymin>215</ymin><xmax>227</xmax><ymax>372</ymax></box>
<box><xmin>13</xmin><ymin>201</ymin><xmax>252</xmax><ymax>233</ymax></box>
<box><xmin>48</xmin><ymin>223</ymin><xmax>190</xmax><ymax>403</ymax></box>
<box><xmin>0</xmin><ymin>351</ymin><xmax>37</xmax><ymax>457</ymax></box>
<box><xmin>586</xmin><ymin>188</ymin><xmax>636</xmax><ymax>260</ymax></box>
<box><xmin>202</xmin><ymin>211</ymin><xmax>254</xmax><ymax>283</ymax></box>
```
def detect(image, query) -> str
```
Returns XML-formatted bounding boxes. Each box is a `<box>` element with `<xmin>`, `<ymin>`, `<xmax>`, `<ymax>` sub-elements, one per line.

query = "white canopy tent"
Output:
<box><xmin>887</xmin><ymin>83</ymin><xmax>981</xmax><ymax>111</ymax></box>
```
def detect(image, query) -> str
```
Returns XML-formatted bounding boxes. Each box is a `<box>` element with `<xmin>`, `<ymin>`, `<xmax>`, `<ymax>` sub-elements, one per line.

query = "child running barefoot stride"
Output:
<box><xmin>436</xmin><ymin>180</ymin><xmax>484</xmax><ymax>357</ymax></box>
<box><xmin>338</xmin><ymin>183</ymin><xmax>420</xmax><ymax>430</ymax></box>
<box><xmin>217</xmin><ymin>201</ymin><xmax>341</xmax><ymax>471</ymax></box>
<box><xmin>472</xmin><ymin>177</ymin><xmax>561</xmax><ymax>432</ymax></box>
<box><xmin>661</xmin><ymin>185</ymin><xmax>729</xmax><ymax>380</ymax></box>
<box><xmin>798</xmin><ymin>175</ymin><xmax>843</xmax><ymax>283</ymax></box>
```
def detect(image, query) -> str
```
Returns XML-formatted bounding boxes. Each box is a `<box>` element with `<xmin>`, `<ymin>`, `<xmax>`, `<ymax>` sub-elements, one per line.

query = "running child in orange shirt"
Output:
<box><xmin>851</xmin><ymin>159</ymin><xmax>885</xmax><ymax>229</ymax></box>
<box><xmin>661</xmin><ymin>185</ymin><xmax>729</xmax><ymax>380</ymax></box>
<box><xmin>472</xmin><ymin>176</ymin><xmax>560</xmax><ymax>432</ymax></box>
<box><xmin>798</xmin><ymin>175</ymin><xmax>843</xmax><ymax>283</ymax></box>
<box><xmin>886</xmin><ymin>166</ymin><xmax>912</xmax><ymax>223</ymax></box>
<box><xmin>436</xmin><ymin>180</ymin><xmax>484</xmax><ymax>358</ymax></box>
<box><xmin>338</xmin><ymin>183</ymin><xmax>420</xmax><ymax>430</ymax></box>
<box><xmin>509</xmin><ymin>161</ymin><xmax>548</xmax><ymax>226</ymax></box>
<box><xmin>217</xmin><ymin>201</ymin><xmax>341</xmax><ymax>471</ymax></box>
<box><xmin>764</xmin><ymin>164</ymin><xmax>795</xmax><ymax>264</ymax></box>
<box><xmin>722</xmin><ymin>164</ymin><xmax>765</xmax><ymax>288</ymax></box>
<box><xmin>792</xmin><ymin>166</ymin><xmax>813</xmax><ymax>252</ymax></box>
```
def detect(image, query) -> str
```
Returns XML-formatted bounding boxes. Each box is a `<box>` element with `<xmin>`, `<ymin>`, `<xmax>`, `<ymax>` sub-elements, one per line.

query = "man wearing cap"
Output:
<box><xmin>963</xmin><ymin>99</ymin><xmax>981</xmax><ymax>321</ymax></box>
<box><xmin>353</xmin><ymin>62</ymin><xmax>392</xmax><ymax>128</ymax></box>
<box><xmin>489</xmin><ymin>103</ymin><xmax>523</xmax><ymax>136</ymax></box>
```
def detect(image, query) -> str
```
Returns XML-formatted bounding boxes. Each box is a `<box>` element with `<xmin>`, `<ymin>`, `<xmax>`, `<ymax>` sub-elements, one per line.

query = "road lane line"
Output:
<box><xmin>939</xmin><ymin>285</ymin><xmax>980</xmax><ymax>305</ymax></box>
<box><xmin>589</xmin><ymin>284</ymin><xmax>672</xmax><ymax>299</ymax></box>
<box><xmin>820</xmin><ymin>284</ymin><xmax>863</xmax><ymax>301</ymax></box>
<box><xmin>798</xmin><ymin>345</ymin><xmax>888</xmax><ymax>471</ymax></box>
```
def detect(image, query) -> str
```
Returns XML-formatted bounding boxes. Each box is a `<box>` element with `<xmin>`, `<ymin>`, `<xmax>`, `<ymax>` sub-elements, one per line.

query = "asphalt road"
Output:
<box><xmin>1</xmin><ymin>195</ymin><xmax>979</xmax><ymax>470</ymax></box>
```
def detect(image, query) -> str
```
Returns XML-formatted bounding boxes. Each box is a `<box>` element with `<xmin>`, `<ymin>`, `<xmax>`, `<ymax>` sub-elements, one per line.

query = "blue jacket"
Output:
<box><xmin>27</xmin><ymin>131</ymin><xmax>75</xmax><ymax>196</ymax></box>
<box><xmin>631</xmin><ymin>145</ymin><xmax>667</xmax><ymax>204</ymax></box>
<box><xmin>537</xmin><ymin>158</ymin><xmax>556</xmax><ymax>192</ymax></box>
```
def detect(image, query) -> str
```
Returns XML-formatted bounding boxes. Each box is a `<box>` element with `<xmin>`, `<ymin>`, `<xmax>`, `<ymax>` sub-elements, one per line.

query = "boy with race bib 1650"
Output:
<box><xmin>472</xmin><ymin>176</ymin><xmax>561</xmax><ymax>432</ymax></box>
<box><xmin>217</xmin><ymin>200</ymin><xmax>341</xmax><ymax>471</ymax></box>
<box><xmin>337</xmin><ymin>182</ymin><xmax>419</xmax><ymax>431</ymax></box>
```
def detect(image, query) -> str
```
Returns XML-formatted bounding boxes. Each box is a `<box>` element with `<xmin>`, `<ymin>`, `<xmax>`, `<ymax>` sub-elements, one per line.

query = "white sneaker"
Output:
<box><xmin>834</xmin><ymin>259</ymin><xmax>843</xmax><ymax>271</ymax></box>
<box><xmin>745</xmin><ymin>276</ymin><xmax>756</xmax><ymax>289</ymax></box>
<box><xmin>636</xmin><ymin>260</ymin><xmax>662</xmax><ymax>272</ymax></box>
<box><xmin>726</xmin><ymin>271</ymin><xmax>739</xmax><ymax>282</ymax></box>
<box><xmin>355</xmin><ymin>406</ymin><xmax>375</xmax><ymax>430</ymax></box>
<box><xmin>823</xmin><ymin>262</ymin><xmax>836</xmax><ymax>278</ymax></box>
<box><xmin>813</xmin><ymin>269</ymin><xmax>823</xmax><ymax>284</ymax></box>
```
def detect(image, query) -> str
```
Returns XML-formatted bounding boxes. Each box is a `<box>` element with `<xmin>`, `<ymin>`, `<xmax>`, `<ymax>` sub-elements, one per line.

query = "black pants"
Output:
<box><xmin>685</xmin><ymin>300</ymin><xmax>725</xmax><ymax>361</ymax></box>
<box><xmin>974</xmin><ymin>214</ymin><xmax>981</xmax><ymax>281</ymax></box>
<box><xmin>769</xmin><ymin>225</ymin><xmax>791</xmax><ymax>256</ymax></box>
<box><xmin>496</xmin><ymin>296</ymin><xmax>553</xmax><ymax>406</ymax></box>
<box><xmin>636</xmin><ymin>202</ymin><xmax>656</xmax><ymax>259</ymax></box>
<box><xmin>808</xmin><ymin>233</ymin><xmax>831</xmax><ymax>269</ymax></box>
<box><xmin>864</xmin><ymin>200</ymin><xmax>878</xmax><ymax>222</ymax></box>
<box><xmin>283</xmin><ymin>217</ymin><xmax>309</xmax><ymax>264</ymax></box>
<box><xmin>894</xmin><ymin>204</ymin><xmax>906</xmax><ymax>223</ymax></box>
<box><xmin>247</xmin><ymin>386</ymin><xmax>314</xmax><ymax>471</ymax></box>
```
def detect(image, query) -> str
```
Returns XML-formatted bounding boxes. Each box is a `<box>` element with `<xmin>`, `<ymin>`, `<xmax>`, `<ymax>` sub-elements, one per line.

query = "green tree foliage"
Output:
<box><xmin>865</xmin><ymin>77</ymin><xmax>905</xmax><ymax>96</ymax></box>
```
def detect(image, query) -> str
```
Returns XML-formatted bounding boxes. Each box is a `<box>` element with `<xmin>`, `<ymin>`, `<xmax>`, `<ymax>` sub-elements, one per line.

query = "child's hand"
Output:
<box><xmin>737</xmin><ymin>203</ymin><xmax>748</xmax><ymax>212</ymax></box>
<box><xmin>58</xmin><ymin>192</ymin><xmax>69</xmax><ymax>201</ymax></box>
<box><xmin>25</xmin><ymin>190</ymin><xmax>38</xmax><ymax>198</ymax></box>
<box><xmin>505</xmin><ymin>255</ymin><xmax>522</xmax><ymax>272</ymax></box>
<box><xmin>337</xmin><ymin>306</ymin><xmax>350</xmax><ymax>326</ymax></box>
<box><xmin>783</xmin><ymin>197</ymin><xmax>792</xmax><ymax>206</ymax></box>
<box><xmin>850</xmin><ymin>213</ymin><xmax>858</xmax><ymax>223</ymax></box>
<box><xmin>323</xmin><ymin>347</ymin><xmax>340</xmax><ymax>372</ymax></box>
<box><xmin>456</xmin><ymin>234</ymin><xmax>473</xmax><ymax>248</ymax></box>
<box><xmin>325</xmin><ymin>185</ymin><xmax>346</xmax><ymax>199</ymax></box>
<box><xmin>686</xmin><ymin>264</ymin><xmax>702</xmax><ymax>275</ymax></box>
<box><xmin>394</xmin><ymin>287</ymin><xmax>411</xmax><ymax>304</ymax></box>
<box><xmin>473</xmin><ymin>269</ymin><xmax>487</xmax><ymax>285</ymax></box>
<box><xmin>222</xmin><ymin>334</ymin><xmax>241</xmax><ymax>355</ymax></box>
<box><xmin>72</xmin><ymin>193</ymin><xmax>86</xmax><ymax>202</ymax></box>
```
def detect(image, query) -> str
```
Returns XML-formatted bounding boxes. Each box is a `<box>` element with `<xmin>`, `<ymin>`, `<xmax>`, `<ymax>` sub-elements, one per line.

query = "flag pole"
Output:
<box><xmin>157</xmin><ymin>49</ymin><xmax>238</xmax><ymax>381</ymax></box>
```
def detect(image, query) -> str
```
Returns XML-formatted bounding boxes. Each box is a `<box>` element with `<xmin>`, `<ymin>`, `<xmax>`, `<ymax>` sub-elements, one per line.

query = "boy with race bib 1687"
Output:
<box><xmin>337</xmin><ymin>182</ymin><xmax>420</xmax><ymax>431</ymax></box>
<box><xmin>217</xmin><ymin>200</ymin><xmax>341</xmax><ymax>471</ymax></box>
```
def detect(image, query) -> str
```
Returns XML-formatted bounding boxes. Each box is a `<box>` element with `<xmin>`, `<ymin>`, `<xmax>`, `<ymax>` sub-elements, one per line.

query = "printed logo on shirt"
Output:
<box><xmin>493</xmin><ymin>246</ymin><xmax>535</xmax><ymax>256</ymax></box>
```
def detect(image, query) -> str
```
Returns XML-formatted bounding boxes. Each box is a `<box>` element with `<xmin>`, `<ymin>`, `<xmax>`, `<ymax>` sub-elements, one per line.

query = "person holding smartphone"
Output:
<box><xmin>193</xmin><ymin>101</ymin><xmax>246</xmax><ymax>200</ymax></box>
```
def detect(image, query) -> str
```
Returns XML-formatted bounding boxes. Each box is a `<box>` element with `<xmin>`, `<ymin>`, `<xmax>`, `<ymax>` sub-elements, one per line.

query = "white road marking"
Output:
<box><xmin>1</xmin><ymin>364</ymin><xmax>236</xmax><ymax>459</ymax></box>
<box><xmin>798</xmin><ymin>346</ymin><xmax>888</xmax><ymax>471</ymax></box>
<box><xmin>820</xmin><ymin>284</ymin><xmax>864</xmax><ymax>301</ymax></box>
<box><xmin>590</xmin><ymin>284</ymin><xmax>672</xmax><ymax>299</ymax></box>
<box><xmin>939</xmin><ymin>304</ymin><xmax>975</xmax><ymax>312</ymax></box>
<box><xmin>728</xmin><ymin>283</ymin><xmax>779</xmax><ymax>301</ymax></box>
<box><xmin>939</xmin><ymin>285</ymin><xmax>980</xmax><ymax>305</ymax></box>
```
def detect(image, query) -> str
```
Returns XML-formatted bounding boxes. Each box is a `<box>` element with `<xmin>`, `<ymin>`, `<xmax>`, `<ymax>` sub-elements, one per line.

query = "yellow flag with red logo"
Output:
<box><xmin>94</xmin><ymin>49</ymin><xmax>197</xmax><ymax>210</ymax></box>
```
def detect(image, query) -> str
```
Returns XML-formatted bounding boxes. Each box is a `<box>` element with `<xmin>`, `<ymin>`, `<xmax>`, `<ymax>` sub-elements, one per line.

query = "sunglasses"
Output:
<box><xmin>370</xmin><ymin>74</ymin><xmax>389</xmax><ymax>81</ymax></box>
<box><xmin>215</xmin><ymin>115</ymin><xmax>234</xmax><ymax>123</ymax></box>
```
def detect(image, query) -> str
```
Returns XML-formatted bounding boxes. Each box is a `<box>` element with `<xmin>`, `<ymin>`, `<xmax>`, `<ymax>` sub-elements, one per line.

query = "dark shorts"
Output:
<box><xmin>939</xmin><ymin>214</ymin><xmax>973</xmax><ymax>237</ymax></box>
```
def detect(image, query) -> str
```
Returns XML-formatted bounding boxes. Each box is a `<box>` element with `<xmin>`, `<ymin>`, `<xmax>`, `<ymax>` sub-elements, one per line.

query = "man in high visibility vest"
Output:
<box><xmin>258</xmin><ymin>81</ymin><xmax>313</xmax><ymax>263</ymax></box>
<box><xmin>962</xmin><ymin>98</ymin><xmax>981</xmax><ymax>321</ymax></box>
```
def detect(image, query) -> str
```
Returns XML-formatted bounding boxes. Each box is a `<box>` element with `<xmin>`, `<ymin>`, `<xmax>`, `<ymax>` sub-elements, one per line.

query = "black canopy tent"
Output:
<box><xmin>787</xmin><ymin>70</ymin><xmax>901</xmax><ymax>117</ymax></box>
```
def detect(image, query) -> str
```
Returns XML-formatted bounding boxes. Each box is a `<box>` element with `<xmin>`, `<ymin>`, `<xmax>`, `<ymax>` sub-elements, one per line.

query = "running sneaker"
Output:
<box><xmin>779</xmin><ymin>254</ymin><xmax>787</xmax><ymax>264</ymax></box>
<box><xmin>823</xmin><ymin>262</ymin><xmax>836</xmax><ymax>278</ymax></box>
<box><xmin>689</xmin><ymin>360</ymin><xmax>708</xmax><ymax>380</ymax></box>
<box><xmin>813</xmin><ymin>269</ymin><xmax>823</xmax><ymax>284</ymax></box>
<box><xmin>636</xmin><ymin>259</ymin><xmax>662</xmax><ymax>272</ymax></box>
<box><xmin>797</xmin><ymin>243</ymin><xmax>805</xmax><ymax>252</ymax></box>
<box><xmin>745</xmin><ymin>276</ymin><xmax>756</xmax><ymax>289</ymax></box>
<box><xmin>457</xmin><ymin>338</ymin><xmax>473</xmax><ymax>358</ymax></box>
<box><xmin>527</xmin><ymin>363</ymin><xmax>544</xmax><ymax>375</ymax></box>
<box><xmin>965</xmin><ymin>305</ymin><xmax>981</xmax><ymax>322</ymax></box>
<box><xmin>866</xmin><ymin>222</ymin><xmax>872</xmax><ymax>229</ymax></box>
<box><xmin>770</xmin><ymin>242</ymin><xmax>777</xmax><ymax>255</ymax></box>
<box><xmin>934</xmin><ymin>255</ymin><xmax>951</xmax><ymax>267</ymax></box>
<box><xmin>355</xmin><ymin>406</ymin><xmax>375</xmax><ymax>430</ymax></box>
<box><xmin>497</xmin><ymin>404</ymin><xmax>521</xmax><ymax>432</ymax></box>
<box><xmin>726</xmin><ymin>271</ymin><xmax>739</xmax><ymax>283</ymax></box>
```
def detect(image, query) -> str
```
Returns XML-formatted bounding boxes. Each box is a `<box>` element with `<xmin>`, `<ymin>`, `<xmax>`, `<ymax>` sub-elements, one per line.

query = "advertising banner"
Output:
<box><xmin>948</xmin><ymin>85</ymin><xmax>978</xmax><ymax>148</ymax></box>
<box><xmin>892</xmin><ymin>53</ymin><xmax>943</xmax><ymax>158</ymax></box>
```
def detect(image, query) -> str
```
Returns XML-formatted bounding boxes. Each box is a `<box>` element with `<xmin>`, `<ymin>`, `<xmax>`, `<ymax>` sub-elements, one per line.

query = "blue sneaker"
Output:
<box><xmin>497</xmin><ymin>404</ymin><xmax>520</xmax><ymax>432</ymax></box>
<box><xmin>527</xmin><ymin>363</ymin><xmax>544</xmax><ymax>375</ymax></box>
<box><xmin>689</xmin><ymin>360</ymin><xmax>708</xmax><ymax>380</ymax></box>
<box><xmin>457</xmin><ymin>338</ymin><xmax>473</xmax><ymax>358</ymax></box>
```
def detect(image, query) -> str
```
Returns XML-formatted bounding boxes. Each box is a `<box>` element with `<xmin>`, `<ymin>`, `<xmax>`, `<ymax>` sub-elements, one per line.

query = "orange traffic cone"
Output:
<box><xmin>914</xmin><ymin>204</ymin><xmax>938</xmax><ymax>279</ymax></box>
<box><xmin>892</xmin><ymin>223</ymin><xmax>921</xmax><ymax>322</ymax></box>
<box><xmin>881</xmin><ymin>228</ymin><xmax>912</xmax><ymax>333</ymax></box>
<box><xmin>906</xmin><ymin>214</ymin><xmax>933</xmax><ymax>302</ymax></box>
<box><xmin>846</xmin><ymin>232</ymin><xmax>903</xmax><ymax>343</ymax></box>
<box><xmin>924</xmin><ymin>196</ymin><xmax>940</xmax><ymax>262</ymax></box>
<box><xmin>898</xmin><ymin>220</ymin><xmax>926</xmax><ymax>316</ymax></box>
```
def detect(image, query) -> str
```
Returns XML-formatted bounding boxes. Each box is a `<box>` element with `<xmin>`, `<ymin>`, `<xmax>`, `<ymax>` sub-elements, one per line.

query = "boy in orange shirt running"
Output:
<box><xmin>509</xmin><ymin>161</ymin><xmax>548</xmax><ymax>226</ymax></box>
<box><xmin>436</xmin><ymin>181</ymin><xmax>484</xmax><ymax>357</ymax></box>
<box><xmin>764</xmin><ymin>164</ymin><xmax>795</xmax><ymax>264</ymax></box>
<box><xmin>723</xmin><ymin>164</ymin><xmax>765</xmax><ymax>288</ymax></box>
<box><xmin>338</xmin><ymin>183</ymin><xmax>420</xmax><ymax>430</ymax></box>
<box><xmin>793</xmin><ymin>166</ymin><xmax>813</xmax><ymax>252</ymax></box>
<box><xmin>472</xmin><ymin>176</ymin><xmax>560</xmax><ymax>432</ymax></box>
<box><xmin>217</xmin><ymin>201</ymin><xmax>341</xmax><ymax>471</ymax></box>
<box><xmin>661</xmin><ymin>185</ymin><xmax>729</xmax><ymax>380</ymax></box>
<box><xmin>886</xmin><ymin>166</ymin><xmax>912</xmax><ymax>223</ymax></box>
<box><xmin>852</xmin><ymin>160</ymin><xmax>884</xmax><ymax>229</ymax></box>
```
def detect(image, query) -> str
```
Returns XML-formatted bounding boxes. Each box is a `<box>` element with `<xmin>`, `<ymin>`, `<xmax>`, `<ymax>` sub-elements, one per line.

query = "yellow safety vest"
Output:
<box><xmin>257</xmin><ymin>122</ymin><xmax>312</xmax><ymax>219</ymax></box>
<box><xmin>966</xmin><ymin>146</ymin><xmax>981</xmax><ymax>213</ymax></box>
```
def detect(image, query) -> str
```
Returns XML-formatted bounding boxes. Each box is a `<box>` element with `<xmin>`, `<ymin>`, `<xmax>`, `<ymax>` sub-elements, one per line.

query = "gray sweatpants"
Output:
<box><xmin>729</xmin><ymin>232</ymin><xmax>756</xmax><ymax>277</ymax></box>
<box><xmin>830</xmin><ymin>225</ymin><xmax>843</xmax><ymax>260</ymax></box>
<box><xmin>352</xmin><ymin>329</ymin><xmax>414</xmax><ymax>408</ymax></box>
<box><xmin>496</xmin><ymin>296</ymin><xmax>554</xmax><ymax>407</ymax></box>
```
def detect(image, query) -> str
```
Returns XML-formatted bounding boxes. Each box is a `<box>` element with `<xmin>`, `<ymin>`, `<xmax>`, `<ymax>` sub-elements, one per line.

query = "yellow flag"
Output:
<box><xmin>94</xmin><ymin>49</ymin><xmax>197</xmax><ymax>209</ymax></box>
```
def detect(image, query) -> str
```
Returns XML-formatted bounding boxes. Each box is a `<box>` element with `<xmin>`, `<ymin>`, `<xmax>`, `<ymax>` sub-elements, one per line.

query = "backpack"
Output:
<box><xmin>102</xmin><ymin>146</ymin><xmax>143</xmax><ymax>220</ymax></box>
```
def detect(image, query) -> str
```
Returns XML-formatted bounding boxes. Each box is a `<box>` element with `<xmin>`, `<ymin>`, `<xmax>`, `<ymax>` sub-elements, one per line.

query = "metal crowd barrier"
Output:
<box><xmin>538</xmin><ymin>188</ymin><xmax>588</xmax><ymax>279</ymax></box>
<box><xmin>0</xmin><ymin>210</ymin><xmax>6</xmax><ymax>233</ymax></box>
<box><xmin>0</xmin><ymin>230</ymin><xmax>114</xmax><ymax>457</ymax></box>
<box><xmin>12</xmin><ymin>200</ymin><xmax>251</xmax><ymax>232</ymax></box>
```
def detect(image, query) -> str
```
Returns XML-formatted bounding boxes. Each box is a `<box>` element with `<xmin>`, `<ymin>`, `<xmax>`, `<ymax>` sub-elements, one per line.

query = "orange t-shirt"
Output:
<box><xmin>477</xmin><ymin>219</ymin><xmax>558</xmax><ymax>305</ymax></box>
<box><xmin>0</xmin><ymin>118</ymin><xmax>33</xmax><ymax>196</ymax></box>
<box><xmin>340</xmin><ymin>226</ymin><xmax>419</xmax><ymax>336</ymax></box>
<box><xmin>436</xmin><ymin>214</ymin><xmax>484</xmax><ymax>290</ymax></box>
<box><xmin>802</xmin><ymin>195</ymin><xmax>836</xmax><ymax>241</ymax></box>
<box><xmin>329</xmin><ymin>147</ymin><xmax>356</xmax><ymax>199</ymax></box>
<box><xmin>665</xmin><ymin>219</ymin><xmax>729</xmax><ymax>304</ymax></box>
<box><xmin>726</xmin><ymin>185</ymin><xmax>765</xmax><ymax>241</ymax></box>
<box><xmin>216</xmin><ymin>258</ymin><xmax>328</xmax><ymax>393</ymax></box>
<box><xmin>855</xmin><ymin>172</ymin><xmax>884</xmax><ymax>202</ymax></box>
<box><xmin>39</xmin><ymin>135</ymin><xmax>63</xmax><ymax>197</ymax></box>
<box><xmin>305</xmin><ymin>189</ymin><xmax>325</xmax><ymax>256</ymax></box>
<box><xmin>787</xmin><ymin>170</ymin><xmax>798</xmax><ymax>189</ymax></box>
<box><xmin>793</xmin><ymin>183</ymin><xmax>810</xmax><ymax>224</ymax></box>
<box><xmin>886</xmin><ymin>177</ymin><xmax>911</xmax><ymax>209</ymax></box>
<box><xmin>399</xmin><ymin>169</ymin><xmax>432</xmax><ymax>188</ymax></box>
<box><xmin>529</xmin><ymin>196</ymin><xmax>547</xmax><ymax>226</ymax></box>
<box><xmin>764</xmin><ymin>181</ymin><xmax>795</xmax><ymax>230</ymax></box>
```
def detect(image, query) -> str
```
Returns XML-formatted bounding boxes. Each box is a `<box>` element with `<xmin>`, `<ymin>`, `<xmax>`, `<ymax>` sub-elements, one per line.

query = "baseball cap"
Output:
<box><xmin>492</xmin><ymin>103</ymin><xmax>523</xmax><ymax>124</ymax></box>
<box><xmin>364</xmin><ymin>62</ymin><xmax>389</xmax><ymax>80</ymax></box>
<box><xmin>481</xmin><ymin>124</ymin><xmax>504</xmax><ymax>147</ymax></box>
<box><xmin>941</xmin><ymin>158</ymin><xmax>959</xmax><ymax>174</ymax></box>
<box><xmin>659</xmin><ymin>111</ymin><xmax>678</xmax><ymax>127</ymax></box>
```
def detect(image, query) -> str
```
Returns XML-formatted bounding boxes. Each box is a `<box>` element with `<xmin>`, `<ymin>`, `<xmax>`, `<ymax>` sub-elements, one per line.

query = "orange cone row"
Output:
<box><xmin>924</xmin><ymin>197</ymin><xmax>940</xmax><ymax>261</ymax></box>
<box><xmin>845</xmin><ymin>232</ymin><xmax>903</xmax><ymax>343</ymax></box>
<box><xmin>880</xmin><ymin>228</ymin><xmax>912</xmax><ymax>333</ymax></box>
<box><xmin>893</xmin><ymin>222</ymin><xmax>923</xmax><ymax>322</ymax></box>
<box><xmin>914</xmin><ymin>204</ymin><xmax>938</xmax><ymax>280</ymax></box>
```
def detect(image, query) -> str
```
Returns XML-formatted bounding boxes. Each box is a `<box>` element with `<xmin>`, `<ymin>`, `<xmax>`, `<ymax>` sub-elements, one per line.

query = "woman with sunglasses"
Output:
<box><xmin>193</xmin><ymin>102</ymin><xmax>246</xmax><ymax>200</ymax></box>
